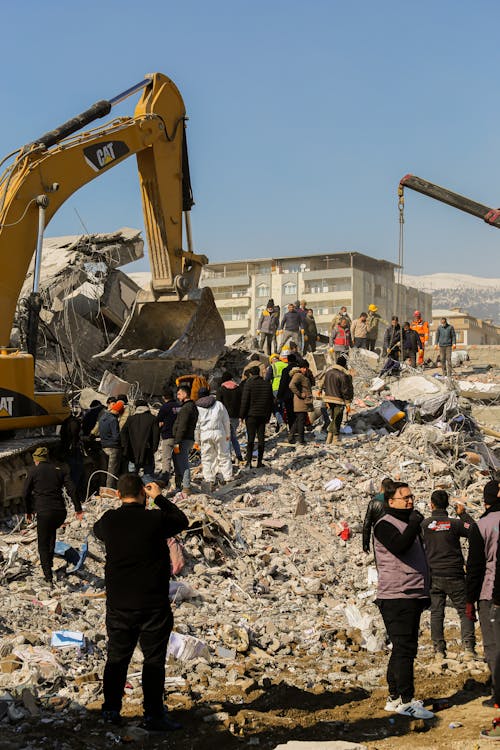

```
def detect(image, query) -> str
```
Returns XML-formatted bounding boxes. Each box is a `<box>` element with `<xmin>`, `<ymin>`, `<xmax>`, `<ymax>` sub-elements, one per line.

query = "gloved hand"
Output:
<box><xmin>452</xmin><ymin>344</ymin><xmax>456</xmax><ymax>350</ymax></box>
<box><xmin>277</xmin><ymin>330</ymin><xmax>283</xmax><ymax>335</ymax></box>
<box><xmin>304</xmin><ymin>335</ymin><xmax>308</xmax><ymax>341</ymax></box>
<box><xmin>434</xmin><ymin>345</ymin><xmax>438</xmax><ymax>350</ymax></box>
<box><xmin>345</xmin><ymin>404</ymin><xmax>351</xmax><ymax>414</ymax></box>
<box><xmin>465</xmin><ymin>602</ymin><xmax>477</xmax><ymax>622</ymax></box>
<box><xmin>256</xmin><ymin>330</ymin><xmax>260</xmax><ymax>334</ymax></box>
<box><xmin>329</xmin><ymin>347</ymin><xmax>334</xmax><ymax>354</ymax></box>
<box><xmin>409</xmin><ymin>509</ymin><xmax>424</xmax><ymax>524</ymax></box>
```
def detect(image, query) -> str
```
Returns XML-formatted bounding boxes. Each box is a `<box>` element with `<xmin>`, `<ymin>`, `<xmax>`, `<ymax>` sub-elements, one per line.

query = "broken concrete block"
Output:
<box><xmin>98</xmin><ymin>370</ymin><xmax>131</xmax><ymax>398</ymax></box>
<box><xmin>0</xmin><ymin>655</ymin><xmax>22</xmax><ymax>673</ymax></box>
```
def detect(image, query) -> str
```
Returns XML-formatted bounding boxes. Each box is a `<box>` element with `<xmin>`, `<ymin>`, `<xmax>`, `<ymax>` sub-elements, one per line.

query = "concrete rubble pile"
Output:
<box><xmin>12</xmin><ymin>229</ymin><xmax>144</xmax><ymax>390</ymax></box>
<box><xmin>0</xmin><ymin>348</ymin><xmax>499</xmax><ymax>747</ymax></box>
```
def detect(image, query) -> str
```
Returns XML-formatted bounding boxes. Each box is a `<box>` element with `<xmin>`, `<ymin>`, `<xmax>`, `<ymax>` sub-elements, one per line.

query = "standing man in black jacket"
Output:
<box><xmin>402</xmin><ymin>322</ymin><xmax>423</xmax><ymax>368</ymax></box>
<box><xmin>94</xmin><ymin>474</ymin><xmax>189</xmax><ymax>731</ymax></box>
<box><xmin>217</xmin><ymin>371</ymin><xmax>243</xmax><ymax>463</ymax></box>
<box><xmin>172</xmin><ymin>384</ymin><xmax>198</xmax><ymax>495</ymax></box>
<box><xmin>239</xmin><ymin>366</ymin><xmax>274</xmax><ymax>468</ymax></box>
<box><xmin>277</xmin><ymin>352</ymin><xmax>298</xmax><ymax>428</ymax></box>
<box><xmin>121</xmin><ymin>400</ymin><xmax>160</xmax><ymax>482</ymax></box>
<box><xmin>421</xmin><ymin>490</ymin><xmax>475</xmax><ymax>658</ymax></box>
<box><xmin>24</xmin><ymin>446</ymin><xmax>83</xmax><ymax>585</ymax></box>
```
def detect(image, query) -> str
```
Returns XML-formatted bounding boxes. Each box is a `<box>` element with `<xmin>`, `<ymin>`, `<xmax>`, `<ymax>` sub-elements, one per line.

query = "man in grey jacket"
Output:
<box><xmin>434</xmin><ymin>317</ymin><xmax>456</xmax><ymax>376</ymax></box>
<box><xmin>373</xmin><ymin>482</ymin><xmax>434</xmax><ymax>719</ymax></box>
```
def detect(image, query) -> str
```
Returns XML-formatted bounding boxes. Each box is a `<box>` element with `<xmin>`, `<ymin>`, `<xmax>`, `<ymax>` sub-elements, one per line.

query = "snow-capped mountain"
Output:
<box><xmin>403</xmin><ymin>273</ymin><xmax>500</xmax><ymax>323</ymax></box>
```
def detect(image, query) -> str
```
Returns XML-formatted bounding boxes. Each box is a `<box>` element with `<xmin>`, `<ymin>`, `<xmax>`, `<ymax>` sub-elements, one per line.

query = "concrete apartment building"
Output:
<box><xmin>431</xmin><ymin>308</ymin><xmax>500</xmax><ymax>345</ymax></box>
<box><xmin>201</xmin><ymin>251</ymin><xmax>432</xmax><ymax>342</ymax></box>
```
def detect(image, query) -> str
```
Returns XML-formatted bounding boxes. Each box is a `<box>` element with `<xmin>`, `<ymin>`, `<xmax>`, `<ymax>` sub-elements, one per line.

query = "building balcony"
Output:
<box><xmin>201</xmin><ymin>274</ymin><xmax>250</xmax><ymax>287</ymax></box>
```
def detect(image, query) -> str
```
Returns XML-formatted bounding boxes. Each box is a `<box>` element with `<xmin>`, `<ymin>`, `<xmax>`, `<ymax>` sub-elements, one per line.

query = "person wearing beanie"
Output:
<box><xmin>421</xmin><ymin>490</ymin><xmax>475</xmax><ymax>658</ymax></box>
<box><xmin>321</xmin><ymin>354</ymin><xmax>353</xmax><ymax>445</ymax></box>
<box><xmin>97</xmin><ymin>400</ymin><xmax>124</xmax><ymax>489</ymax></box>
<box><xmin>121</xmin><ymin>400</ymin><xmax>160</xmax><ymax>482</ymax></box>
<box><xmin>23</xmin><ymin>447</ymin><xmax>83</xmax><ymax>585</ymax></box>
<box><xmin>239</xmin><ymin>365</ymin><xmax>274</xmax><ymax>468</ymax></box>
<box><xmin>466</xmin><ymin>479</ymin><xmax>500</xmax><ymax>707</ymax></box>
<box><xmin>257</xmin><ymin>301</ymin><xmax>279</xmax><ymax>356</ymax></box>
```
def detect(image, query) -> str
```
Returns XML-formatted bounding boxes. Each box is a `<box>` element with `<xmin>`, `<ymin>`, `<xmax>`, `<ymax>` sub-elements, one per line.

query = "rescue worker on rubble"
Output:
<box><xmin>257</xmin><ymin>301</ymin><xmax>279</xmax><ymax>356</ymax></box>
<box><xmin>288</xmin><ymin>360</ymin><xmax>313</xmax><ymax>445</ymax></box>
<box><xmin>411</xmin><ymin>310</ymin><xmax>429</xmax><ymax>366</ymax></box>
<box><xmin>172</xmin><ymin>384</ymin><xmax>198</xmax><ymax>496</ymax></box>
<box><xmin>157</xmin><ymin>387</ymin><xmax>180</xmax><ymax>485</ymax></box>
<box><xmin>351</xmin><ymin>312</ymin><xmax>369</xmax><ymax>349</ymax></box>
<box><xmin>24</xmin><ymin>446</ymin><xmax>83</xmax><ymax>586</ymax></box>
<box><xmin>402</xmin><ymin>321</ymin><xmax>423</xmax><ymax>368</ymax></box>
<box><xmin>321</xmin><ymin>354</ymin><xmax>353</xmax><ymax>445</ymax></box>
<box><xmin>366</xmin><ymin>304</ymin><xmax>384</xmax><ymax>351</ymax></box>
<box><xmin>94</xmin><ymin>474</ymin><xmax>189</xmax><ymax>731</ymax></box>
<box><xmin>421</xmin><ymin>490</ymin><xmax>475</xmax><ymax>659</ymax></box>
<box><xmin>362</xmin><ymin>478</ymin><xmax>394</xmax><ymax>553</ymax></box>
<box><xmin>332</xmin><ymin>305</ymin><xmax>352</xmax><ymax>330</ymax></box>
<box><xmin>374</xmin><ymin>482</ymin><xmax>434</xmax><ymax>720</ymax></box>
<box><xmin>239</xmin><ymin>365</ymin><xmax>274</xmax><ymax>468</ymax></box>
<box><xmin>278</xmin><ymin>303</ymin><xmax>302</xmax><ymax>352</ymax></box>
<box><xmin>466</xmin><ymin>480</ymin><xmax>500</xmax><ymax>708</ymax></box>
<box><xmin>302</xmin><ymin>308</ymin><xmax>319</xmax><ymax>354</ymax></box>
<box><xmin>264</xmin><ymin>354</ymin><xmax>286</xmax><ymax>431</ymax></box>
<box><xmin>276</xmin><ymin>352</ymin><xmax>298</xmax><ymax>428</ymax></box>
<box><xmin>330</xmin><ymin>317</ymin><xmax>352</xmax><ymax>362</ymax></box>
<box><xmin>434</xmin><ymin>316</ymin><xmax>457</xmax><ymax>377</ymax></box>
<box><xmin>195</xmin><ymin>387</ymin><xmax>232</xmax><ymax>491</ymax></box>
<box><xmin>383</xmin><ymin>317</ymin><xmax>402</xmax><ymax>360</ymax></box>
<box><xmin>96</xmin><ymin>400</ymin><xmax>125</xmax><ymax>489</ymax></box>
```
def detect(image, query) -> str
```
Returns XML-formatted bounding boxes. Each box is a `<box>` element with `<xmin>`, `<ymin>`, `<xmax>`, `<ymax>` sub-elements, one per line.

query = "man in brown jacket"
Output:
<box><xmin>321</xmin><ymin>355</ymin><xmax>353</xmax><ymax>444</ymax></box>
<box><xmin>289</xmin><ymin>362</ymin><xmax>313</xmax><ymax>445</ymax></box>
<box><xmin>351</xmin><ymin>312</ymin><xmax>369</xmax><ymax>349</ymax></box>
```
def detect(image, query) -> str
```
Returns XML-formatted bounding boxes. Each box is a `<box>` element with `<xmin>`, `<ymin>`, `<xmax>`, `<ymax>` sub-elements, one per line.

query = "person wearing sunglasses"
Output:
<box><xmin>373</xmin><ymin>482</ymin><xmax>434</xmax><ymax>720</ymax></box>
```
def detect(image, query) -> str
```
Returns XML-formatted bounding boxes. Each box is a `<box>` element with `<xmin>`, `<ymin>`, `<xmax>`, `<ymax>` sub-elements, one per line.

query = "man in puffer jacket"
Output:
<box><xmin>196</xmin><ymin>388</ymin><xmax>232</xmax><ymax>491</ymax></box>
<box><xmin>121</xmin><ymin>400</ymin><xmax>160</xmax><ymax>482</ymax></box>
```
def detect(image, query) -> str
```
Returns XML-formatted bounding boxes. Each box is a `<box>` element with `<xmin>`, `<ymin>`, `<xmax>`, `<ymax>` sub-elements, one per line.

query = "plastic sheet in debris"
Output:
<box><xmin>167</xmin><ymin>631</ymin><xmax>210</xmax><ymax>662</ymax></box>
<box><xmin>51</xmin><ymin>631</ymin><xmax>85</xmax><ymax>649</ymax></box>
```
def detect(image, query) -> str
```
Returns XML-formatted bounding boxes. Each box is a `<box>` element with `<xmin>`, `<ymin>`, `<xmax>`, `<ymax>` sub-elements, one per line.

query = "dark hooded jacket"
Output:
<box><xmin>172</xmin><ymin>399</ymin><xmax>199</xmax><ymax>442</ymax></box>
<box><xmin>121</xmin><ymin>405</ymin><xmax>160</xmax><ymax>467</ymax></box>
<box><xmin>217</xmin><ymin>379</ymin><xmax>241</xmax><ymax>419</ymax></box>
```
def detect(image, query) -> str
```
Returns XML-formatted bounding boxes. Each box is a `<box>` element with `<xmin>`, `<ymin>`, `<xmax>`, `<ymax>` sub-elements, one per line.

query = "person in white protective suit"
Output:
<box><xmin>195</xmin><ymin>387</ymin><xmax>232</xmax><ymax>490</ymax></box>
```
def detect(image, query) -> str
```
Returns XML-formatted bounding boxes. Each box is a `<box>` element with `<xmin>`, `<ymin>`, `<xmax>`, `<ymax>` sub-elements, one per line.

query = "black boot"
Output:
<box><xmin>257</xmin><ymin>447</ymin><xmax>264</xmax><ymax>468</ymax></box>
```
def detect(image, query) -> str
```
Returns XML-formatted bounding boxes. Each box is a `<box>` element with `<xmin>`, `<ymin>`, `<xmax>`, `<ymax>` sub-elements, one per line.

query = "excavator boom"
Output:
<box><xmin>0</xmin><ymin>73</ymin><xmax>224</xmax><ymax>430</ymax></box>
<box><xmin>399</xmin><ymin>174</ymin><xmax>500</xmax><ymax>228</ymax></box>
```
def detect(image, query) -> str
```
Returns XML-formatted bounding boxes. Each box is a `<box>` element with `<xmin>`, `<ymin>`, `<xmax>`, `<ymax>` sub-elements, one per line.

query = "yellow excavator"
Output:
<box><xmin>0</xmin><ymin>73</ymin><xmax>225</xmax><ymax>434</ymax></box>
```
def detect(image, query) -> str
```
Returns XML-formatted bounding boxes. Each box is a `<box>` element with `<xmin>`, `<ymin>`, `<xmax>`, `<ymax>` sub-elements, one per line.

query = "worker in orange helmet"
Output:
<box><xmin>410</xmin><ymin>310</ymin><xmax>429</xmax><ymax>366</ymax></box>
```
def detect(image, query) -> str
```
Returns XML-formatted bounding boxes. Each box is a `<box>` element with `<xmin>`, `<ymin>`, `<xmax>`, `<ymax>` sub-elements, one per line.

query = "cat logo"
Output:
<box><xmin>83</xmin><ymin>141</ymin><xmax>130</xmax><ymax>172</ymax></box>
<box><xmin>0</xmin><ymin>396</ymin><xmax>14</xmax><ymax>417</ymax></box>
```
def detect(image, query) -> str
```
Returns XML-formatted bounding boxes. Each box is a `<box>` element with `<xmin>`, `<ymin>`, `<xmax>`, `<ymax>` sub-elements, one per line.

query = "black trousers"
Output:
<box><xmin>245</xmin><ymin>416</ymin><xmax>266</xmax><ymax>465</ymax></box>
<box><xmin>430</xmin><ymin>575</ymin><xmax>475</xmax><ymax>652</ymax></box>
<box><xmin>259</xmin><ymin>332</ymin><xmax>273</xmax><ymax>355</ymax></box>
<box><xmin>289</xmin><ymin>412</ymin><xmax>306</xmax><ymax>443</ymax></box>
<box><xmin>354</xmin><ymin>338</ymin><xmax>367</xmax><ymax>349</ymax></box>
<box><xmin>378</xmin><ymin>598</ymin><xmax>424</xmax><ymax>702</ymax></box>
<box><xmin>37</xmin><ymin>510</ymin><xmax>66</xmax><ymax>581</ymax></box>
<box><xmin>403</xmin><ymin>349</ymin><xmax>417</xmax><ymax>367</ymax></box>
<box><xmin>478</xmin><ymin>600</ymin><xmax>500</xmax><ymax>702</ymax></box>
<box><xmin>283</xmin><ymin>396</ymin><xmax>295</xmax><ymax>427</ymax></box>
<box><xmin>366</xmin><ymin>338</ymin><xmax>376</xmax><ymax>351</ymax></box>
<box><xmin>103</xmin><ymin>606</ymin><xmax>173</xmax><ymax>717</ymax></box>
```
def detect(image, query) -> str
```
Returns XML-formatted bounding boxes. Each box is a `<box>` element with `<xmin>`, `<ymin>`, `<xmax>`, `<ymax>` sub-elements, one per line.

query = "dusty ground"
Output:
<box><xmin>2</xmin><ymin>659</ymin><xmax>497</xmax><ymax>749</ymax></box>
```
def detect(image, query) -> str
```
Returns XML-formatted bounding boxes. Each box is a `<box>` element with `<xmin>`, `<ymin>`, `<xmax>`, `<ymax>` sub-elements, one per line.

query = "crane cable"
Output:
<box><xmin>397</xmin><ymin>184</ymin><xmax>405</xmax><ymax>356</ymax></box>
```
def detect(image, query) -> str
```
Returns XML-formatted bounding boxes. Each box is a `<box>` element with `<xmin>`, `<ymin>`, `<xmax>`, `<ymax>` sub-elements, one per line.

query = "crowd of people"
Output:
<box><xmin>19</xmin><ymin>299</ymin><xmax>495</xmax><ymax>737</ymax></box>
<box><xmin>361</xmin><ymin>475</ymin><xmax>500</xmax><ymax>735</ymax></box>
<box><xmin>257</xmin><ymin>299</ymin><xmax>458</xmax><ymax>378</ymax></box>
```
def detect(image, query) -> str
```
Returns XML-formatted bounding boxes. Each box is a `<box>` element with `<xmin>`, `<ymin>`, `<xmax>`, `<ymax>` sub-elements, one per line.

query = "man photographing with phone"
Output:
<box><xmin>94</xmin><ymin>475</ymin><xmax>189</xmax><ymax>731</ymax></box>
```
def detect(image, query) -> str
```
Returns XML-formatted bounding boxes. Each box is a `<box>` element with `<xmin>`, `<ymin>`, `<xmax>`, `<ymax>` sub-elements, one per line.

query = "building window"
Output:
<box><xmin>333</xmin><ymin>277</ymin><xmax>352</xmax><ymax>292</ymax></box>
<box><xmin>283</xmin><ymin>282</ymin><xmax>297</xmax><ymax>296</ymax></box>
<box><xmin>256</xmin><ymin>283</ymin><xmax>270</xmax><ymax>298</ymax></box>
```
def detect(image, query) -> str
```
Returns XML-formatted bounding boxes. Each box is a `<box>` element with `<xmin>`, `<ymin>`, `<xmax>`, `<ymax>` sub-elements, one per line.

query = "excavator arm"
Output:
<box><xmin>398</xmin><ymin>174</ymin><xmax>500</xmax><ymax>228</ymax></box>
<box><xmin>0</xmin><ymin>73</ymin><xmax>224</xmax><ymax>429</ymax></box>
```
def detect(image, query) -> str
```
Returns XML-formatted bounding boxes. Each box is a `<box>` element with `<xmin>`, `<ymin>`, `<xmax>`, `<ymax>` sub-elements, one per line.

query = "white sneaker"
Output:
<box><xmin>396</xmin><ymin>699</ymin><xmax>434</xmax><ymax>719</ymax></box>
<box><xmin>384</xmin><ymin>696</ymin><xmax>402</xmax><ymax>712</ymax></box>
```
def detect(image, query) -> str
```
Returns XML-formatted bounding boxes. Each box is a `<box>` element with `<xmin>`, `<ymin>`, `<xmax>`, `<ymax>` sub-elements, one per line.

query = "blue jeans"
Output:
<box><xmin>229</xmin><ymin>418</ymin><xmax>242</xmax><ymax>460</ymax></box>
<box><xmin>172</xmin><ymin>439</ymin><xmax>194</xmax><ymax>489</ymax></box>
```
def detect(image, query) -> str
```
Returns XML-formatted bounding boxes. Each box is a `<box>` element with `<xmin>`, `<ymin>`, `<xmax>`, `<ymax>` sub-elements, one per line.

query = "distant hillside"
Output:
<box><xmin>403</xmin><ymin>273</ymin><xmax>500</xmax><ymax>324</ymax></box>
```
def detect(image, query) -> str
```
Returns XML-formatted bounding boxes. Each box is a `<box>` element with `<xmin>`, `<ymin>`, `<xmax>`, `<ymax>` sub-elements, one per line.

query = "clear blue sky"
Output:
<box><xmin>2</xmin><ymin>0</ymin><xmax>500</xmax><ymax>276</ymax></box>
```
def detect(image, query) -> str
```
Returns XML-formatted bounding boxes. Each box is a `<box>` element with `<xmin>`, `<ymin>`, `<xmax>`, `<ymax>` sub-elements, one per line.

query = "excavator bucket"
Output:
<box><xmin>95</xmin><ymin>286</ymin><xmax>225</xmax><ymax>362</ymax></box>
